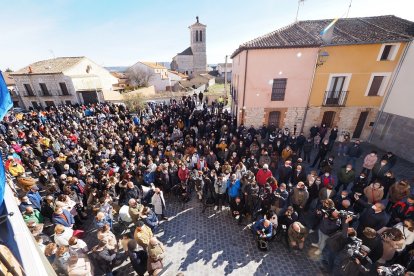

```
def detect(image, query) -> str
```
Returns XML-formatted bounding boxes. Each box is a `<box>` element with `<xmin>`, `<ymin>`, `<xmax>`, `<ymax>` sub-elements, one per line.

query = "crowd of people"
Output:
<box><xmin>0</xmin><ymin>94</ymin><xmax>413</xmax><ymax>276</ymax></box>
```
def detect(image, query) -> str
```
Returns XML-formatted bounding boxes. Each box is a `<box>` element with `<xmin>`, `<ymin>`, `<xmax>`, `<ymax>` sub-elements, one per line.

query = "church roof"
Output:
<box><xmin>177</xmin><ymin>47</ymin><xmax>193</xmax><ymax>56</ymax></box>
<box><xmin>189</xmin><ymin>16</ymin><xmax>206</xmax><ymax>28</ymax></box>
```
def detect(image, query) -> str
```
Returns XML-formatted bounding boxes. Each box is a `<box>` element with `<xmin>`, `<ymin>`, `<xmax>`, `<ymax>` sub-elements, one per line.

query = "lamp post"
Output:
<box><xmin>316</xmin><ymin>50</ymin><xmax>329</xmax><ymax>67</ymax></box>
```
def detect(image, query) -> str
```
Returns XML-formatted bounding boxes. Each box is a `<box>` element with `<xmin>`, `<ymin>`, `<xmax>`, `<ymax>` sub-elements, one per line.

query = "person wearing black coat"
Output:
<box><xmin>290</xmin><ymin>165</ymin><xmax>307</xmax><ymax>186</ymax></box>
<box><xmin>311</xmin><ymin>140</ymin><xmax>329</xmax><ymax>168</ymax></box>
<box><xmin>351</xmin><ymin>173</ymin><xmax>368</xmax><ymax>196</ymax></box>
<box><xmin>302</xmin><ymin>138</ymin><xmax>313</xmax><ymax>163</ymax></box>
<box><xmin>346</xmin><ymin>140</ymin><xmax>362</xmax><ymax>168</ymax></box>
<box><xmin>327</xmin><ymin>127</ymin><xmax>338</xmax><ymax>151</ymax></box>
<box><xmin>202</xmin><ymin>174</ymin><xmax>216</xmax><ymax>212</ymax></box>
<box><xmin>296</xmin><ymin>132</ymin><xmax>306</xmax><ymax>157</ymax></box>
<box><xmin>360</xmin><ymin>227</ymin><xmax>384</xmax><ymax>263</ymax></box>
<box><xmin>381</xmin><ymin>152</ymin><xmax>397</xmax><ymax>169</ymax></box>
<box><xmin>92</xmin><ymin>241</ymin><xmax>118</xmax><ymax>276</ymax></box>
<box><xmin>355</xmin><ymin>196</ymin><xmax>389</xmax><ymax>236</ymax></box>
<box><xmin>321</xmin><ymin>216</ymin><xmax>355</xmax><ymax>273</ymax></box>
<box><xmin>118</xmin><ymin>182</ymin><xmax>139</xmax><ymax>207</ymax></box>
<box><xmin>278</xmin><ymin>161</ymin><xmax>293</xmax><ymax>184</ymax></box>
<box><xmin>309</xmin><ymin>125</ymin><xmax>319</xmax><ymax>138</ymax></box>
<box><xmin>127</xmin><ymin>239</ymin><xmax>148</xmax><ymax>276</ymax></box>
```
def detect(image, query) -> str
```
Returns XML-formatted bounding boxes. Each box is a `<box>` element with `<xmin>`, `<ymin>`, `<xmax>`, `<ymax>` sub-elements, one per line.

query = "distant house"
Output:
<box><xmin>128</xmin><ymin>62</ymin><xmax>187</xmax><ymax>92</ymax></box>
<box><xmin>110</xmin><ymin>71</ymin><xmax>128</xmax><ymax>92</ymax></box>
<box><xmin>174</xmin><ymin>73</ymin><xmax>215</xmax><ymax>93</ymax></box>
<box><xmin>217</xmin><ymin>63</ymin><xmax>232</xmax><ymax>81</ymax></box>
<box><xmin>11</xmin><ymin>56</ymin><xmax>118</xmax><ymax>108</ymax></box>
<box><xmin>1</xmin><ymin>72</ymin><xmax>24</xmax><ymax>108</ymax></box>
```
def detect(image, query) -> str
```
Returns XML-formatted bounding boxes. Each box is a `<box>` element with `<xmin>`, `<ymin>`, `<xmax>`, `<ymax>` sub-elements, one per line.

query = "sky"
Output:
<box><xmin>1</xmin><ymin>0</ymin><xmax>414</xmax><ymax>70</ymax></box>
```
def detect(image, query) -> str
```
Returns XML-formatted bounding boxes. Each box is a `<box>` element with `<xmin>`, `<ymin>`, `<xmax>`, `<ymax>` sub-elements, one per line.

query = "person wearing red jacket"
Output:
<box><xmin>178</xmin><ymin>164</ymin><xmax>189</xmax><ymax>183</ymax></box>
<box><xmin>256</xmin><ymin>164</ymin><xmax>272</xmax><ymax>187</ymax></box>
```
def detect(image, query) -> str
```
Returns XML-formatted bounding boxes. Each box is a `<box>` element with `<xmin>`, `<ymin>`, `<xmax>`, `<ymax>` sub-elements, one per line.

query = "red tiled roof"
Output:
<box><xmin>231</xmin><ymin>15</ymin><xmax>414</xmax><ymax>58</ymax></box>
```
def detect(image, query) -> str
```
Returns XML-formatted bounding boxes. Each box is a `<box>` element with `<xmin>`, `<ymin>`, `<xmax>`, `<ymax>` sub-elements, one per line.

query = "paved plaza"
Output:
<box><xmin>106</xmin><ymin>142</ymin><xmax>414</xmax><ymax>276</ymax></box>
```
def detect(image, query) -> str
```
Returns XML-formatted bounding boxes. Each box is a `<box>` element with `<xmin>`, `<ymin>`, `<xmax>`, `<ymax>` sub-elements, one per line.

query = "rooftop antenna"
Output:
<box><xmin>295</xmin><ymin>0</ymin><xmax>305</xmax><ymax>22</ymax></box>
<box><xmin>346</xmin><ymin>0</ymin><xmax>353</xmax><ymax>18</ymax></box>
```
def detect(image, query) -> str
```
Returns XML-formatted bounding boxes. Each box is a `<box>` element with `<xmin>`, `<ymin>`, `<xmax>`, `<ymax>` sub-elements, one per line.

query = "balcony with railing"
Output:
<box><xmin>24</xmin><ymin>90</ymin><xmax>71</xmax><ymax>97</ymax></box>
<box><xmin>322</xmin><ymin>90</ymin><xmax>348</xmax><ymax>107</ymax></box>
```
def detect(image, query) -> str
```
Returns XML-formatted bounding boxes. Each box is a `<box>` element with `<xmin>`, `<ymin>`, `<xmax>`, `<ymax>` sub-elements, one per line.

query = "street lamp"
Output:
<box><xmin>316</xmin><ymin>50</ymin><xmax>329</xmax><ymax>67</ymax></box>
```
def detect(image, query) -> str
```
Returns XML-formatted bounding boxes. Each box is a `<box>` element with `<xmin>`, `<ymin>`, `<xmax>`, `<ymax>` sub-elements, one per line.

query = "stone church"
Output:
<box><xmin>171</xmin><ymin>17</ymin><xmax>207</xmax><ymax>77</ymax></box>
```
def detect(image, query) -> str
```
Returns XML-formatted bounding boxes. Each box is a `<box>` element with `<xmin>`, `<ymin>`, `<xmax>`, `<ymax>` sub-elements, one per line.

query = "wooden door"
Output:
<box><xmin>353</xmin><ymin>111</ymin><xmax>369</xmax><ymax>138</ymax></box>
<box><xmin>268</xmin><ymin>111</ymin><xmax>280</xmax><ymax>127</ymax></box>
<box><xmin>321</xmin><ymin>111</ymin><xmax>336</xmax><ymax>127</ymax></box>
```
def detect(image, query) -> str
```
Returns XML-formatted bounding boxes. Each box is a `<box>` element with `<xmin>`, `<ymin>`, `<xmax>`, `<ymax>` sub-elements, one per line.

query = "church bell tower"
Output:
<box><xmin>190</xmin><ymin>16</ymin><xmax>207</xmax><ymax>75</ymax></box>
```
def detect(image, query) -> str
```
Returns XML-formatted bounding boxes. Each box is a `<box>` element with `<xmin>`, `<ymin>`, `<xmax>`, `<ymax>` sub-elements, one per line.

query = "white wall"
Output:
<box><xmin>172</xmin><ymin>55</ymin><xmax>193</xmax><ymax>75</ymax></box>
<box><xmin>383</xmin><ymin>42</ymin><xmax>414</xmax><ymax>119</ymax></box>
<box><xmin>63</xmin><ymin>58</ymin><xmax>118</xmax><ymax>93</ymax></box>
<box><xmin>13</xmin><ymin>74</ymin><xmax>79</xmax><ymax>108</ymax></box>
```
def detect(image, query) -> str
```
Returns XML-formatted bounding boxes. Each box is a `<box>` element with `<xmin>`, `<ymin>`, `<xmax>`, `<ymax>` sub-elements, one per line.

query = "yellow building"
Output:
<box><xmin>303</xmin><ymin>16</ymin><xmax>413</xmax><ymax>140</ymax></box>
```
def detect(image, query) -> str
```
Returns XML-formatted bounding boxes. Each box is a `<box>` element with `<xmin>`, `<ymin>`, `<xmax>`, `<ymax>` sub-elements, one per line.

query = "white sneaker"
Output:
<box><xmin>311</xmin><ymin>243</ymin><xmax>319</xmax><ymax>248</ymax></box>
<box><xmin>221</xmin><ymin>206</ymin><xmax>225</xmax><ymax>211</ymax></box>
<box><xmin>214</xmin><ymin>206</ymin><xmax>218</xmax><ymax>211</ymax></box>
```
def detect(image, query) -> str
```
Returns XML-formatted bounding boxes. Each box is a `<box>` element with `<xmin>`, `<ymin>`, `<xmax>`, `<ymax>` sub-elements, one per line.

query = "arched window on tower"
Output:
<box><xmin>200</xmin><ymin>30</ymin><xmax>203</xmax><ymax>42</ymax></box>
<box><xmin>195</xmin><ymin>30</ymin><xmax>198</xmax><ymax>42</ymax></box>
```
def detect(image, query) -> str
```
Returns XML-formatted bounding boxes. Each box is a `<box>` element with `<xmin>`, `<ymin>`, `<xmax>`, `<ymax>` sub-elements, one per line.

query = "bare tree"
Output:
<box><xmin>126</xmin><ymin>67</ymin><xmax>154</xmax><ymax>88</ymax></box>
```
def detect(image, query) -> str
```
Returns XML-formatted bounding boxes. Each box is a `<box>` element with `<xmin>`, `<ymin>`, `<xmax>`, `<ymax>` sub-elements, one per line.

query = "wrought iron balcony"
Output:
<box><xmin>24</xmin><ymin>90</ymin><xmax>72</xmax><ymax>97</ymax></box>
<box><xmin>323</xmin><ymin>90</ymin><xmax>348</xmax><ymax>106</ymax></box>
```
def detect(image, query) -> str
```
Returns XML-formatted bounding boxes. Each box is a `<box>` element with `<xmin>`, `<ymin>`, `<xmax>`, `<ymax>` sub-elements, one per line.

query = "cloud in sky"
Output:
<box><xmin>1</xmin><ymin>0</ymin><xmax>414</xmax><ymax>70</ymax></box>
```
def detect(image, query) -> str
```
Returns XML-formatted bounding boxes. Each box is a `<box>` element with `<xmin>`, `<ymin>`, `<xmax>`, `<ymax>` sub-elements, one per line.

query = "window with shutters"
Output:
<box><xmin>377</xmin><ymin>43</ymin><xmax>400</xmax><ymax>61</ymax></box>
<box><xmin>39</xmin><ymin>83</ymin><xmax>50</xmax><ymax>96</ymax></box>
<box><xmin>365</xmin><ymin>73</ymin><xmax>391</xmax><ymax>97</ymax></box>
<box><xmin>271</xmin><ymin>78</ymin><xmax>287</xmax><ymax>101</ymax></box>
<box><xmin>368</xmin><ymin>76</ymin><xmax>384</xmax><ymax>96</ymax></box>
<box><xmin>24</xmin><ymin>84</ymin><xmax>34</xmax><ymax>96</ymax></box>
<box><xmin>59</xmin><ymin>82</ymin><xmax>70</xmax><ymax>95</ymax></box>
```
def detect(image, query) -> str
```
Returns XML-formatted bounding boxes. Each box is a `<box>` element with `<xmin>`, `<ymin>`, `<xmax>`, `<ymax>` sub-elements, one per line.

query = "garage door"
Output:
<box><xmin>81</xmin><ymin>91</ymin><xmax>99</xmax><ymax>105</ymax></box>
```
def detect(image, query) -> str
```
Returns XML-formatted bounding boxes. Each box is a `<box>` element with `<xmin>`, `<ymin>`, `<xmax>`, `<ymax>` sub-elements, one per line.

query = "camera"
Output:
<box><xmin>346</xmin><ymin>237</ymin><xmax>368</xmax><ymax>261</ymax></box>
<box><xmin>377</xmin><ymin>264</ymin><xmax>406</xmax><ymax>276</ymax></box>
<box><xmin>321</xmin><ymin>206</ymin><xmax>335</xmax><ymax>217</ymax></box>
<box><xmin>338</xmin><ymin>210</ymin><xmax>358</xmax><ymax>220</ymax></box>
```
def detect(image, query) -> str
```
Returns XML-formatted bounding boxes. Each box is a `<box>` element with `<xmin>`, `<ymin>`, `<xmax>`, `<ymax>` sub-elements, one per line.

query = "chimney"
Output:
<box><xmin>28</xmin><ymin>66</ymin><xmax>33</xmax><ymax>73</ymax></box>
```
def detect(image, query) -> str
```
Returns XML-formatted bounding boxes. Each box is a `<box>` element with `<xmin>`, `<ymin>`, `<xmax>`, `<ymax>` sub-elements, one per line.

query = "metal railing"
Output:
<box><xmin>23</xmin><ymin>90</ymin><xmax>71</xmax><ymax>97</ymax></box>
<box><xmin>323</xmin><ymin>90</ymin><xmax>348</xmax><ymax>106</ymax></box>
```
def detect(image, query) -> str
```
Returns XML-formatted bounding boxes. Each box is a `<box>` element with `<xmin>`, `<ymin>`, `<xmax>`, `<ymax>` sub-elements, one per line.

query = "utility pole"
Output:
<box><xmin>224</xmin><ymin>55</ymin><xmax>228</xmax><ymax>97</ymax></box>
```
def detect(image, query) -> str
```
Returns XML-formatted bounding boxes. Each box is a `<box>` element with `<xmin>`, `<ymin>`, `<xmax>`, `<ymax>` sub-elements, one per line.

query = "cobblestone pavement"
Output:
<box><xmin>87</xmin><ymin>142</ymin><xmax>413</xmax><ymax>276</ymax></box>
<box><xmin>151</xmin><ymin>199</ymin><xmax>325</xmax><ymax>276</ymax></box>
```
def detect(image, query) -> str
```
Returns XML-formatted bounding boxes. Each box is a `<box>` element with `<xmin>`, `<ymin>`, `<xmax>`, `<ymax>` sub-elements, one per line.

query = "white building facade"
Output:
<box><xmin>370</xmin><ymin>41</ymin><xmax>414</xmax><ymax>163</ymax></box>
<box><xmin>11</xmin><ymin>57</ymin><xmax>118</xmax><ymax>108</ymax></box>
